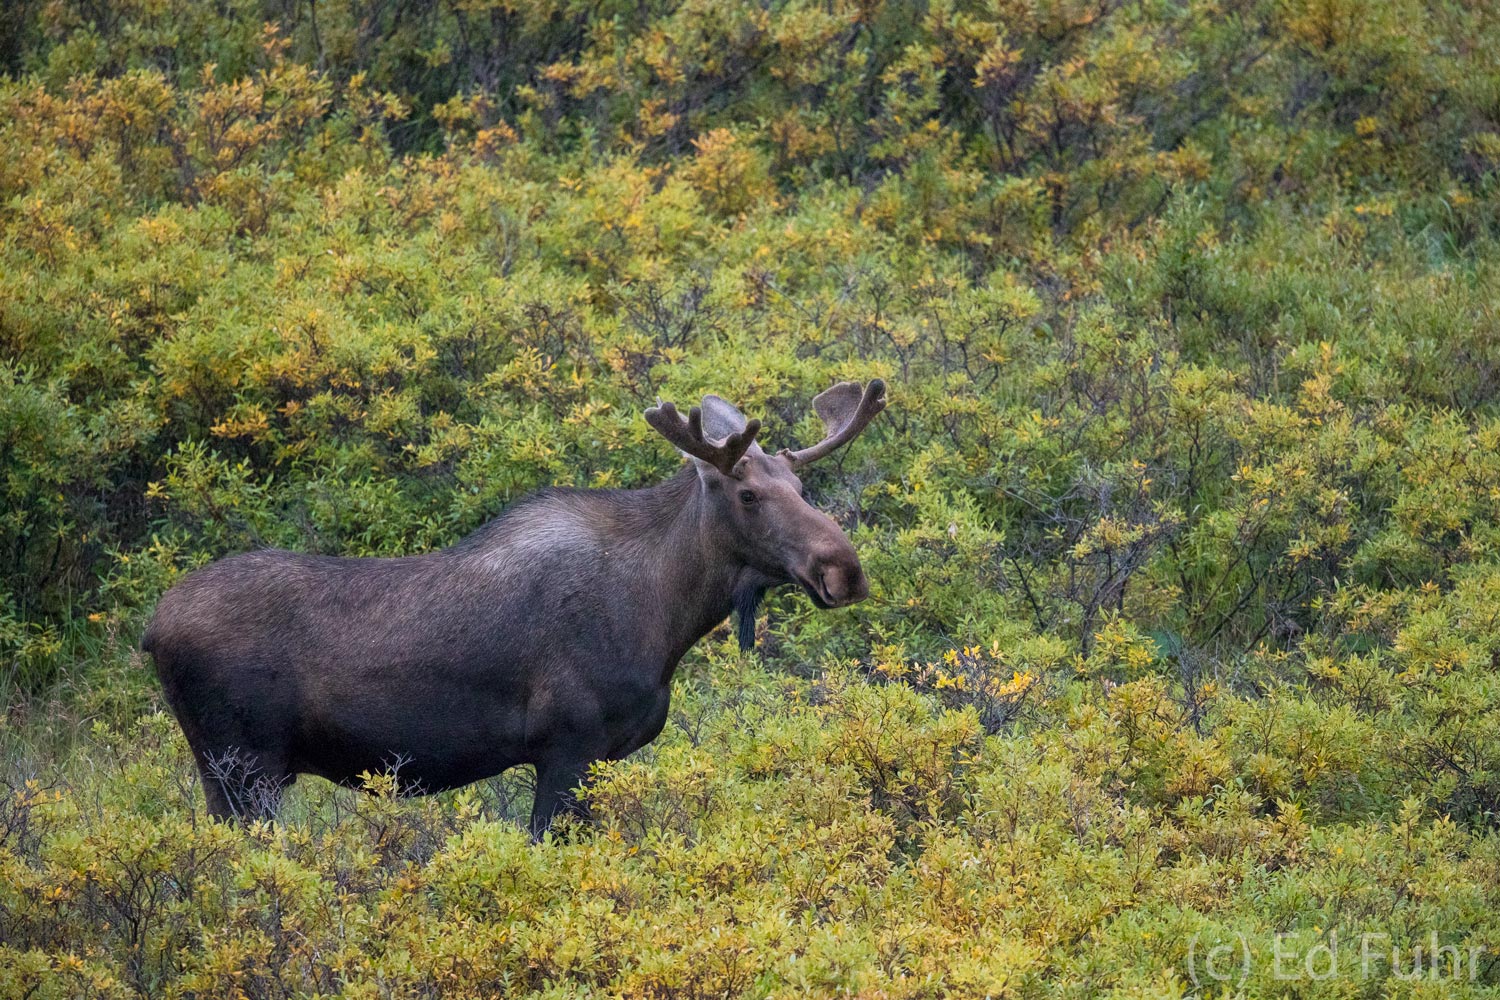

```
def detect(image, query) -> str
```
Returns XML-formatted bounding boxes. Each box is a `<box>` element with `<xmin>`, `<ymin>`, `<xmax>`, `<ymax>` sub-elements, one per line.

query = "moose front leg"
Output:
<box><xmin>524</xmin><ymin>679</ymin><xmax>669</xmax><ymax>839</ymax></box>
<box><xmin>529</xmin><ymin>756</ymin><xmax>595</xmax><ymax>839</ymax></box>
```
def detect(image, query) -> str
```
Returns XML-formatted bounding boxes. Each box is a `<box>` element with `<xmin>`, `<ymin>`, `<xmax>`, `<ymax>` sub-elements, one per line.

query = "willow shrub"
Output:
<box><xmin>6</xmin><ymin>0</ymin><xmax>1500</xmax><ymax>995</ymax></box>
<box><xmin>4</xmin><ymin>658</ymin><xmax>1500</xmax><ymax>997</ymax></box>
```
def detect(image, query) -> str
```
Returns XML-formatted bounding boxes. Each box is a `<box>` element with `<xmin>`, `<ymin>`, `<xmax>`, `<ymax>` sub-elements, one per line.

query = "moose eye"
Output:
<box><xmin>738</xmin><ymin>489</ymin><xmax>758</xmax><ymax>505</ymax></box>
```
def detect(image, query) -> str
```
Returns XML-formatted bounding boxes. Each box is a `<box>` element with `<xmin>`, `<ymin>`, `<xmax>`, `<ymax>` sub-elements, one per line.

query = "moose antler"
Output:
<box><xmin>645</xmin><ymin>400</ymin><xmax>762</xmax><ymax>476</ymax></box>
<box><xmin>781</xmin><ymin>379</ymin><xmax>887</xmax><ymax>468</ymax></box>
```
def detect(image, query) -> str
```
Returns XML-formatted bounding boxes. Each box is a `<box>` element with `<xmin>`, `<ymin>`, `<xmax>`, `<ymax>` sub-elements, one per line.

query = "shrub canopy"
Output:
<box><xmin>5</xmin><ymin>0</ymin><xmax>1500</xmax><ymax>996</ymax></box>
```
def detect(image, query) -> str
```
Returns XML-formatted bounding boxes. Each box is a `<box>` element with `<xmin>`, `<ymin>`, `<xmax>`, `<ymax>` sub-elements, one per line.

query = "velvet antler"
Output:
<box><xmin>781</xmin><ymin>379</ymin><xmax>886</xmax><ymax>468</ymax></box>
<box><xmin>645</xmin><ymin>400</ymin><xmax>762</xmax><ymax>476</ymax></box>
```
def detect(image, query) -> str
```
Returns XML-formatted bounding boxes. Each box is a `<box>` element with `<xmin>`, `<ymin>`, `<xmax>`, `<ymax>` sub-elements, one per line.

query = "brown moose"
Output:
<box><xmin>142</xmin><ymin>380</ymin><xmax>886</xmax><ymax>836</ymax></box>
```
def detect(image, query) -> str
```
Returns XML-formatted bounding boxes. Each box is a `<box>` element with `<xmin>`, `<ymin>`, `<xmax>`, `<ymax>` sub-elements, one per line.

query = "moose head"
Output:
<box><xmin>646</xmin><ymin>380</ymin><xmax>885</xmax><ymax>646</ymax></box>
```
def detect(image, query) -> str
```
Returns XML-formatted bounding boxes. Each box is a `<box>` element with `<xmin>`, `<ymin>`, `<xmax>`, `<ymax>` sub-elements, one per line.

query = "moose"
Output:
<box><xmin>142</xmin><ymin>380</ymin><xmax>886</xmax><ymax>836</ymax></box>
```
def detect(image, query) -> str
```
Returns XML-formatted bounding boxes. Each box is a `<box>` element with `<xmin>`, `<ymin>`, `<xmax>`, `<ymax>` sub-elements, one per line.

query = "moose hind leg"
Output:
<box><xmin>196</xmin><ymin>746</ymin><xmax>291</xmax><ymax>822</ymax></box>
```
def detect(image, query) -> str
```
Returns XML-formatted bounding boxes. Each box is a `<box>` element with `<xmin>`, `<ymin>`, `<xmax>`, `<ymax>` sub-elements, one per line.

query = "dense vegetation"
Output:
<box><xmin>5</xmin><ymin>0</ymin><xmax>1500</xmax><ymax>994</ymax></box>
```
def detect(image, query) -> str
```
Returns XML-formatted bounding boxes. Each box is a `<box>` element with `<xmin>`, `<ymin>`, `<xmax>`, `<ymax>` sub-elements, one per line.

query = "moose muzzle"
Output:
<box><xmin>793</xmin><ymin>537</ymin><xmax>869</xmax><ymax>608</ymax></box>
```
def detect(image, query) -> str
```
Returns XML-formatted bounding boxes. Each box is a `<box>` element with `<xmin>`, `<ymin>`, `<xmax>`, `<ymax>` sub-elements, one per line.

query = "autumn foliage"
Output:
<box><xmin>5</xmin><ymin>0</ymin><xmax>1500</xmax><ymax>995</ymax></box>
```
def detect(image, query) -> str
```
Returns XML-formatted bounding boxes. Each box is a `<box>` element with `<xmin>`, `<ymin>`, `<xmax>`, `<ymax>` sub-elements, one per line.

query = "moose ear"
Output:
<box><xmin>699</xmin><ymin>395</ymin><xmax>762</xmax><ymax>454</ymax></box>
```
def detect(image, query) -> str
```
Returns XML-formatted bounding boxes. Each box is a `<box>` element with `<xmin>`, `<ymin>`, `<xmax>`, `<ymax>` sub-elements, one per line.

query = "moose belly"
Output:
<box><xmin>289</xmin><ymin>684</ymin><xmax>530</xmax><ymax>793</ymax></box>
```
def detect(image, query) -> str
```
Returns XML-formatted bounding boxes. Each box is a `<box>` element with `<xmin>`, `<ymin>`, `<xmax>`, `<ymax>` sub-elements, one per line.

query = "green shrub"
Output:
<box><xmin>6</xmin><ymin>0</ymin><xmax>1500</xmax><ymax>994</ymax></box>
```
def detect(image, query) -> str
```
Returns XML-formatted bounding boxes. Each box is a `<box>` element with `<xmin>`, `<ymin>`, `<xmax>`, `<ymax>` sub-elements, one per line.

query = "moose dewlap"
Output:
<box><xmin>142</xmin><ymin>381</ymin><xmax>886</xmax><ymax>836</ymax></box>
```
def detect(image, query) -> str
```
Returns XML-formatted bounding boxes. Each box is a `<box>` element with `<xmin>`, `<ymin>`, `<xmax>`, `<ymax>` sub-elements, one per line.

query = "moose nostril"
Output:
<box><xmin>820</xmin><ymin>565</ymin><xmax>855</xmax><ymax>605</ymax></box>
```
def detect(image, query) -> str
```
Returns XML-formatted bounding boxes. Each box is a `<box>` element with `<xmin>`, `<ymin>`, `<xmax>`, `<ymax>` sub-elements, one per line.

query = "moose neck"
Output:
<box><xmin>620</xmin><ymin>464</ymin><xmax>753</xmax><ymax>667</ymax></box>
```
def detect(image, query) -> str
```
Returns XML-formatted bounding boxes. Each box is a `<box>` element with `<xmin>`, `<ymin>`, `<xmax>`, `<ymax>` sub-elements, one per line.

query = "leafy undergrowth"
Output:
<box><xmin>5</xmin><ymin>642</ymin><xmax>1500</xmax><ymax>997</ymax></box>
<box><xmin>7</xmin><ymin>0</ymin><xmax>1500</xmax><ymax>995</ymax></box>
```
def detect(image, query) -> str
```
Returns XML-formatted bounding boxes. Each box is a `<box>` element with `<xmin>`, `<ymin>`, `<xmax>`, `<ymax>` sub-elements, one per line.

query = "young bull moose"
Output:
<box><xmin>143</xmin><ymin>380</ymin><xmax>886</xmax><ymax>836</ymax></box>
